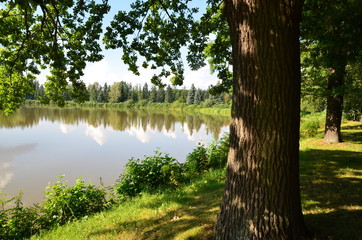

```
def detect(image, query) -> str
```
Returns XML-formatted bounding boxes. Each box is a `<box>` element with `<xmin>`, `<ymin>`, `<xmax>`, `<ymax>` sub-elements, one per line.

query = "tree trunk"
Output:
<box><xmin>214</xmin><ymin>1</ymin><xmax>308</xmax><ymax>239</ymax></box>
<box><xmin>324</xmin><ymin>58</ymin><xmax>347</xmax><ymax>143</ymax></box>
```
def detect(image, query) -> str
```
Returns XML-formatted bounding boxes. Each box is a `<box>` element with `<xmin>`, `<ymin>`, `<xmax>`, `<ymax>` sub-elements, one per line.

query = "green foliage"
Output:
<box><xmin>0</xmin><ymin>0</ymin><xmax>110</xmax><ymax>113</ymax></box>
<box><xmin>301</xmin><ymin>95</ymin><xmax>326</xmax><ymax>115</ymax></box>
<box><xmin>116</xmin><ymin>150</ymin><xmax>184</xmax><ymax>198</ymax></box>
<box><xmin>0</xmin><ymin>67</ymin><xmax>34</xmax><ymax>115</ymax></box>
<box><xmin>185</xmin><ymin>144</ymin><xmax>209</xmax><ymax>177</ymax></box>
<box><xmin>207</xmin><ymin>134</ymin><xmax>229</xmax><ymax>169</ymax></box>
<box><xmin>103</xmin><ymin>0</ymin><xmax>232</xmax><ymax>94</ymax></box>
<box><xmin>344</xmin><ymin>60</ymin><xmax>362</xmax><ymax>121</ymax></box>
<box><xmin>300</xmin><ymin>0</ymin><xmax>362</xmax><ymax>131</ymax></box>
<box><xmin>185</xmin><ymin>134</ymin><xmax>229</xmax><ymax>177</ymax></box>
<box><xmin>300</xmin><ymin>113</ymin><xmax>325</xmax><ymax>139</ymax></box>
<box><xmin>0</xmin><ymin>192</ymin><xmax>41</xmax><ymax>240</ymax></box>
<box><xmin>41</xmin><ymin>176</ymin><xmax>110</xmax><ymax>227</ymax></box>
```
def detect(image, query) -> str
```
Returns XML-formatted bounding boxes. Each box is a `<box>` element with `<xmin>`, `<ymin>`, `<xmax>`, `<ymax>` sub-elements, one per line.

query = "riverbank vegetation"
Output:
<box><xmin>1</xmin><ymin>121</ymin><xmax>361</xmax><ymax>239</ymax></box>
<box><xmin>25</xmin><ymin>81</ymin><xmax>232</xmax><ymax>116</ymax></box>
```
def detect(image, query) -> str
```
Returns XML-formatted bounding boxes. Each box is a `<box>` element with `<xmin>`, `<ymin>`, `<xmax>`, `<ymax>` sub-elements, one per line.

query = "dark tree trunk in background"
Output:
<box><xmin>214</xmin><ymin>0</ymin><xmax>309</xmax><ymax>239</ymax></box>
<box><xmin>324</xmin><ymin>57</ymin><xmax>347</xmax><ymax>143</ymax></box>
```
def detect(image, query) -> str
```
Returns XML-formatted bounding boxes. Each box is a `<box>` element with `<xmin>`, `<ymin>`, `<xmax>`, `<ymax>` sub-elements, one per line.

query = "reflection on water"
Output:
<box><xmin>0</xmin><ymin>107</ymin><xmax>229</xmax><ymax>139</ymax></box>
<box><xmin>0</xmin><ymin>107</ymin><xmax>230</xmax><ymax>206</ymax></box>
<box><xmin>0</xmin><ymin>144</ymin><xmax>37</xmax><ymax>189</ymax></box>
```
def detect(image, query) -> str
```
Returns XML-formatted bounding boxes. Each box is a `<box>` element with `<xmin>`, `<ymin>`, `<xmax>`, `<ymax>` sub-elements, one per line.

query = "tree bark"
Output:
<box><xmin>214</xmin><ymin>1</ymin><xmax>308</xmax><ymax>239</ymax></box>
<box><xmin>324</xmin><ymin>58</ymin><xmax>347</xmax><ymax>143</ymax></box>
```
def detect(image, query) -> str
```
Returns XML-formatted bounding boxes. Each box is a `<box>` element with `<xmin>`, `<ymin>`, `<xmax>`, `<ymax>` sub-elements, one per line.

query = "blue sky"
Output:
<box><xmin>36</xmin><ymin>0</ymin><xmax>219</xmax><ymax>89</ymax></box>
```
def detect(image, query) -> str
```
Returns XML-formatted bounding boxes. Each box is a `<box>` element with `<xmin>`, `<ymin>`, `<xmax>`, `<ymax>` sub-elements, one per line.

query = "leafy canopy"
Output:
<box><xmin>300</xmin><ymin>0</ymin><xmax>362</xmax><ymax>99</ymax></box>
<box><xmin>0</xmin><ymin>0</ymin><xmax>109</xmax><ymax>114</ymax></box>
<box><xmin>103</xmin><ymin>0</ymin><xmax>231</xmax><ymax>92</ymax></box>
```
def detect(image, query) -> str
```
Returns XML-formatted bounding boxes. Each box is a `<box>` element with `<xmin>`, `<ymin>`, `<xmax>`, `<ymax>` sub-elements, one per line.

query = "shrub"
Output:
<box><xmin>0</xmin><ymin>192</ymin><xmax>41</xmax><ymax>240</ymax></box>
<box><xmin>116</xmin><ymin>150</ymin><xmax>184</xmax><ymax>198</ymax></box>
<box><xmin>185</xmin><ymin>133</ymin><xmax>229</xmax><ymax>177</ymax></box>
<box><xmin>185</xmin><ymin>144</ymin><xmax>209</xmax><ymax>177</ymax></box>
<box><xmin>300</xmin><ymin>113</ymin><xmax>324</xmax><ymax>138</ymax></box>
<box><xmin>41</xmin><ymin>176</ymin><xmax>109</xmax><ymax>227</ymax></box>
<box><xmin>207</xmin><ymin>134</ymin><xmax>229</xmax><ymax>169</ymax></box>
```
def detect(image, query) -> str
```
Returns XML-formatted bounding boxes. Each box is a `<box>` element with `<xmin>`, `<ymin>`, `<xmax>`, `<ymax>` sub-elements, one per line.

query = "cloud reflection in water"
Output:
<box><xmin>0</xmin><ymin>144</ymin><xmax>37</xmax><ymax>188</ymax></box>
<box><xmin>85</xmin><ymin>125</ymin><xmax>108</xmax><ymax>146</ymax></box>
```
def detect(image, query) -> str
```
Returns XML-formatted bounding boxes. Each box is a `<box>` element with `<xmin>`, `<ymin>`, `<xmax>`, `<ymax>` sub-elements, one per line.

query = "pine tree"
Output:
<box><xmin>149</xmin><ymin>85</ymin><xmax>157</xmax><ymax>102</ymax></box>
<box><xmin>165</xmin><ymin>85</ymin><xmax>173</xmax><ymax>103</ymax></box>
<box><xmin>194</xmin><ymin>88</ymin><xmax>202</xmax><ymax>105</ymax></box>
<box><xmin>186</xmin><ymin>84</ymin><xmax>196</xmax><ymax>105</ymax></box>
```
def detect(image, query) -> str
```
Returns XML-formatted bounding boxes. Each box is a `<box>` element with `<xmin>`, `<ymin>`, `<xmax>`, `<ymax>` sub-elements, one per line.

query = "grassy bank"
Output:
<box><xmin>30</xmin><ymin>121</ymin><xmax>362</xmax><ymax>240</ymax></box>
<box><xmin>31</xmin><ymin>170</ymin><xmax>225</xmax><ymax>240</ymax></box>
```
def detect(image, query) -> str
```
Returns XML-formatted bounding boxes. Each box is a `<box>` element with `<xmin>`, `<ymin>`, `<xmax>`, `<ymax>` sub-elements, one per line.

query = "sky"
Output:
<box><xmin>36</xmin><ymin>0</ymin><xmax>219</xmax><ymax>89</ymax></box>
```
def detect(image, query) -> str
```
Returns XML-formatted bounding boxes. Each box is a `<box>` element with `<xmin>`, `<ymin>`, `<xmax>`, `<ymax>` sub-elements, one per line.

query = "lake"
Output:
<box><xmin>0</xmin><ymin>106</ymin><xmax>230</xmax><ymax>206</ymax></box>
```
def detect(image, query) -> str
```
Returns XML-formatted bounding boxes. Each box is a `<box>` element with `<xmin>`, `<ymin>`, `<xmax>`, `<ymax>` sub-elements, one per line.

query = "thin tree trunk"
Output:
<box><xmin>214</xmin><ymin>0</ymin><xmax>308</xmax><ymax>239</ymax></box>
<box><xmin>324</xmin><ymin>58</ymin><xmax>347</xmax><ymax>143</ymax></box>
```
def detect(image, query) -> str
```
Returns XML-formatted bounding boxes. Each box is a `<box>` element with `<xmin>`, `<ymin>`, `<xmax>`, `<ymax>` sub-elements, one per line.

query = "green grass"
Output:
<box><xmin>31</xmin><ymin>121</ymin><xmax>362</xmax><ymax>240</ymax></box>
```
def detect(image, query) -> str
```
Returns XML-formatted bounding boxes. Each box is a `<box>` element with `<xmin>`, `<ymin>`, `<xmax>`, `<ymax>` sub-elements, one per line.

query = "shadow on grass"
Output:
<box><xmin>300</xmin><ymin>148</ymin><xmax>362</xmax><ymax>239</ymax></box>
<box><xmin>87</xmin><ymin>172</ymin><xmax>225</xmax><ymax>240</ymax></box>
<box><xmin>342</xmin><ymin>131</ymin><xmax>362</xmax><ymax>144</ymax></box>
<box><xmin>341</xmin><ymin>124</ymin><xmax>362</xmax><ymax>130</ymax></box>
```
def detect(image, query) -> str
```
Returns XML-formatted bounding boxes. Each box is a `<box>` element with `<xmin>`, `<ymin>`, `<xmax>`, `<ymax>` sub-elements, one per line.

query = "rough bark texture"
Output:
<box><xmin>324</xmin><ymin>58</ymin><xmax>347</xmax><ymax>143</ymax></box>
<box><xmin>214</xmin><ymin>1</ymin><xmax>308</xmax><ymax>239</ymax></box>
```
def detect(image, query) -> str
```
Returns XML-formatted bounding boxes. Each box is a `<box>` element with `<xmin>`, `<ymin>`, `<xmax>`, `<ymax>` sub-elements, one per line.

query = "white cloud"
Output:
<box><xmin>183</xmin><ymin>64</ymin><xmax>218</xmax><ymax>89</ymax></box>
<box><xmin>82</xmin><ymin>59</ymin><xmax>120</xmax><ymax>85</ymax></box>
<box><xmin>85</xmin><ymin>125</ymin><xmax>108</xmax><ymax>146</ymax></box>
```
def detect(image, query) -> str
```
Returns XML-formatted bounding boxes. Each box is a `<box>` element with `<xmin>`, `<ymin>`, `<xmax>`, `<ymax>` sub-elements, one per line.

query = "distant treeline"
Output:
<box><xmin>26</xmin><ymin>81</ymin><xmax>232</xmax><ymax>107</ymax></box>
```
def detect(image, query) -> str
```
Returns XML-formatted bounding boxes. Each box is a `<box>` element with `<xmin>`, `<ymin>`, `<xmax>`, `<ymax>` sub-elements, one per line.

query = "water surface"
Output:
<box><xmin>0</xmin><ymin>107</ymin><xmax>229</xmax><ymax>206</ymax></box>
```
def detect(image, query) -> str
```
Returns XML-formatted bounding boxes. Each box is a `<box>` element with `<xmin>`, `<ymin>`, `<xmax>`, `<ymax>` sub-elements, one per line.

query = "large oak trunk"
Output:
<box><xmin>214</xmin><ymin>1</ymin><xmax>308</xmax><ymax>239</ymax></box>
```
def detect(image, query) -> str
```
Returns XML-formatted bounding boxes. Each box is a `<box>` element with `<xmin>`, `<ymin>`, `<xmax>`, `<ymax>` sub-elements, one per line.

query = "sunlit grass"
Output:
<box><xmin>299</xmin><ymin>121</ymin><xmax>362</xmax><ymax>239</ymax></box>
<box><xmin>32</xmin><ymin>121</ymin><xmax>361</xmax><ymax>240</ymax></box>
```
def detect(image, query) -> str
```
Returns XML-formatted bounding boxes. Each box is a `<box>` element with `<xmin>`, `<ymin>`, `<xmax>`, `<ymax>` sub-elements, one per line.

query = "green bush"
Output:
<box><xmin>207</xmin><ymin>134</ymin><xmax>229</xmax><ymax>169</ymax></box>
<box><xmin>0</xmin><ymin>192</ymin><xmax>41</xmax><ymax>240</ymax></box>
<box><xmin>41</xmin><ymin>177</ymin><xmax>109</xmax><ymax>227</ymax></box>
<box><xmin>300</xmin><ymin>113</ymin><xmax>324</xmax><ymax>138</ymax></box>
<box><xmin>185</xmin><ymin>144</ymin><xmax>209</xmax><ymax>177</ymax></box>
<box><xmin>185</xmin><ymin>134</ymin><xmax>229</xmax><ymax>177</ymax></box>
<box><xmin>0</xmin><ymin>178</ymin><xmax>112</xmax><ymax>239</ymax></box>
<box><xmin>116</xmin><ymin>150</ymin><xmax>184</xmax><ymax>198</ymax></box>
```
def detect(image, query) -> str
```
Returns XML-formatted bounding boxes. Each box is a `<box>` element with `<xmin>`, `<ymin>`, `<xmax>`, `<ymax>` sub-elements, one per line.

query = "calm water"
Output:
<box><xmin>0</xmin><ymin>106</ymin><xmax>229</xmax><ymax>206</ymax></box>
